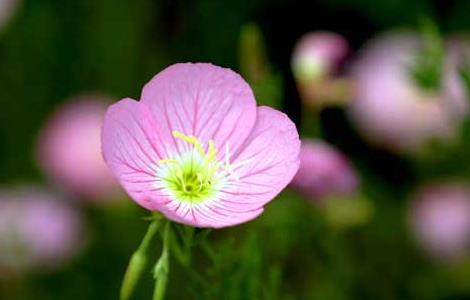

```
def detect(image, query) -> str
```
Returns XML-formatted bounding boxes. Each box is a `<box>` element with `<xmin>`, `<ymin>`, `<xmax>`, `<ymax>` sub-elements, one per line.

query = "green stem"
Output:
<box><xmin>120</xmin><ymin>220</ymin><xmax>160</xmax><ymax>300</ymax></box>
<box><xmin>201</xmin><ymin>239</ymin><xmax>217</xmax><ymax>265</ymax></box>
<box><xmin>153</xmin><ymin>221</ymin><xmax>171</xmax><ymax>300</ymax></box>
<box><xmin>172</xmin><ymin>224</ymin><xmax>195</xmax><ymax>266</ymax></box>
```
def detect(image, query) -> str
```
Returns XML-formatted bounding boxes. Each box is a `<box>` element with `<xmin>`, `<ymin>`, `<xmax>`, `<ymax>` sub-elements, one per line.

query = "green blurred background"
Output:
<box><xmin>2</xmin><ymin>0</ymin><xmax>470</xmax><ymax>299</ymax></box>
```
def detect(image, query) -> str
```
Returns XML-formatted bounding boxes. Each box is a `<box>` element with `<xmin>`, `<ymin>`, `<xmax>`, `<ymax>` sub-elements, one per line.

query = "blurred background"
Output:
<box><xmin>2</xmin><ymin>0</ymin><xmax>470</xmax><ymax>299</ymax></box>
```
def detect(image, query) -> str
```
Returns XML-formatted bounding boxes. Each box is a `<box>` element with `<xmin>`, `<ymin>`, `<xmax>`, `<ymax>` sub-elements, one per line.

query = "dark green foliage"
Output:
<box><xmin>2</xmin><ymin>0</ymin><xmax>470</xmax><ymax>299</ymax></box>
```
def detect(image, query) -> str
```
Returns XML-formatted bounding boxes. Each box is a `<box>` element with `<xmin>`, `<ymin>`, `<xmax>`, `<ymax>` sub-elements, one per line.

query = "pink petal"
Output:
<box><xmin>101</xmin><ymin>98</ymin><xmax>168</xmax><ymax>211</ymax></box>
<box><xmin>191</xmin><ymin>106</ymin><xmax>300</xmax><ymax>227</ymax></box>
<box><xmin>194</xmin><ymin>205</ymin><xmax>264</xmax><ymax>228</ymax></box>
<box><xmin>140</xmin><ymin>63</ymin><xmax>257</xmax><ymax>158</ymax></box>
<box><xmin>176</xmin><ymin>202</ymin><xmax>264</xmax><ymax>229</ymax></box>
<box><xmin>230</xmin><ymin>106</ymin><xmax>300</xmax><ymax>200</ymax></box>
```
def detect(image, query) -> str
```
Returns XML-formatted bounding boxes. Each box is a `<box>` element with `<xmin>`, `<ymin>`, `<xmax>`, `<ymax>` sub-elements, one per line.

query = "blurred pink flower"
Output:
<box><xmin>290</xmin><ymin>139</ymin><xmax>359</xmax><ymax>201</ymax></box>
<box><xmin>291</xmin><ymin>31</ymin><xmax>349</xmax><ymax>82</ymax></box>
<box><xmin>37</xmin><ymin>95</ymin><xmax>121</xmax><ymax>200</ymax></box>
<box><xmin>348</xmin><ymin>32</ymin><xmax>468</xmax><ymax>154</ymax></box>
<box><xmin>101</xmin><ymin>63</ymin><xmax>300</xmax><ymax>228</ymax></box>
<box><xmin>0</xmin><ymin>187</ymin><xmax>84</xmax><ymax>276</ymax></box>
<box><xmin>0</xmin><ymin>0</ymin><xmax>19</xmax><ymax>32</ymax></box>
<box><xmin>409</xmin><ymin>182</ymin><xmax>470</xmax><ymax>262</ymax></box>
<box><xmin>292</xmin><ymin>32</ymin><xmax>352</xmax><ymax>109</ymax></box>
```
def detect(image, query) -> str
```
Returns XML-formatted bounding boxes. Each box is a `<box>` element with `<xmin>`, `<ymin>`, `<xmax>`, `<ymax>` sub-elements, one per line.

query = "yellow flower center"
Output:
<box><xmin>155</xmin><ymin>131</ymin><xmax>242</xmax><ymax>203</ymax></box>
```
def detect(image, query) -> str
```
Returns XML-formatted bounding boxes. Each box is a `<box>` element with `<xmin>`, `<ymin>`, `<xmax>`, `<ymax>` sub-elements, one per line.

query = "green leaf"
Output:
<box><xmin>409</xmin><ymin>17</ymin><xmax>444</xmax><ymax>92</ymax></box>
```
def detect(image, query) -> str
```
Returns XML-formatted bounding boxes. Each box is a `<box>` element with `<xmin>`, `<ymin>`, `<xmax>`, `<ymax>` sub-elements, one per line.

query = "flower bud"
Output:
<box><xmin>290</xmin><ymin>139</ymin><xmax>359</xmax><ymax>201</ymax></box>
<box><xmin>292</xmin><ymin>31</ymin><xmax>349</xmax><ymax>82</ymax></box>
<box><xmin>292</xmin><ymin>32</ymin><xmax>352</xmax><ymax>109</ymax></box>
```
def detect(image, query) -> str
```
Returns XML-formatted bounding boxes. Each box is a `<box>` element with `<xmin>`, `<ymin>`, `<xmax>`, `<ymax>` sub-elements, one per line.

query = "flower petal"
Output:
<box><xmin>101</xmin><ymin>98</ymin><xmax>168</xmax><ymax>211</ymax></box>
<box><xmin>178</xmin><ymin>201</ymin><xmax>264</xmax><ymax>228</ymax></box>
<box><xmin>140</xmin><ymin>63</ymin><xmax>257</xmax><ymax>158</ymax></box>
<box><xmin>226</xmin><ymin>106</ymin><xmax>300</xmax><ymax>202</ymax></box>
<box><xmin>182</xmin><ymin>106</ymin><xmax>300</xmax><ymax>227</ymax></box>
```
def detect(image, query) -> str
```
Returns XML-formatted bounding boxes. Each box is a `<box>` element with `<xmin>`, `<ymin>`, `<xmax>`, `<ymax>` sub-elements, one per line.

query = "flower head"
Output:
<box><xmin>408</xmin><ymin>182</ymin><xmax>470</xmax><ymax>262</ymax></box>
<box><xmin>292</xmin><ymin>31</ymin><xmax>349</xmax><ymax>82</ymax></box>
<box><xmin>292</xmin><ymin>32</ymin><xmax>352</xmax><ymax>109</ymax></box>
<box><xmin>0</xmin><ymin>187</ymin><xmax>84</xmax><ymax>276</ymax></box>
<box><xmin>290</xmin><ymin>139</ymin><xmax>359</xmax><ymax>201</ymax></box>
<box><xmin>348</xmin><ymin>32</ymin><xmax>468</xmax><ymax>154</ymax></box>
<box><xmin>101</xmin><ymin>63</ymin><xmax>300</xmax><ymax>228</ymax></box>
<box><xmin>37</xmin><ymin>95</ymin><xmax>121</xmax><ymax>200</ymax></box>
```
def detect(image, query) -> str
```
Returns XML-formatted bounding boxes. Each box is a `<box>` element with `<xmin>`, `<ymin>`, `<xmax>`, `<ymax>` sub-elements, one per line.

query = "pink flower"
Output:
<box><xmin>291</xmin><ymin>31</ymin><xmax>349</xmax><ymax>82</ymax></box>
<box><xmin>408</xmin><ymin>182</ymin><xmax>470</xmax><ymax>262</ymax></box>
<box><xmin>292</xmin><ymin>32</ymin><xmax>352</xmax><ymax>109</ymax></box>
<box><xmin>37</xmin><ymin>95</ymin><xmax>121</xmax><ymax>200</ymax></box>
<box><xmin>101</xmin><ymin>63</ymin><xmax>300</xmax><ymax>228</ymax></box>
<box><xmin>290</xmin><ymin>139</ymin><xmax>359</xmax><ymax>201</ymax></box>
<box><xmin>0</xmin><ymin>187</ymin><xmax>84</xmax><ymax>275</ymax></box>
<box><xmin>348</xmin><ymin>32</ymin><xmax>468</xmax><ymax>154</ymax></box>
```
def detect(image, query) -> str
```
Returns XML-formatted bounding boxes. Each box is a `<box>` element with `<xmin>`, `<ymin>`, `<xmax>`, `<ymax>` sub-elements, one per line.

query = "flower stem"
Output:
<box><xmin>153</xmin><ymin>221</ymin><xmax>171</xmax><ymax>300</ymax></box>
<box><xmin>171</xmin><ymin>224</ymin><xmax>195</xmax><ymax>266</ymax></box>
<box><xmin>120</xmin><ymin>219</ymin><xmax>160</xmax><ymax>300</ymax></box>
